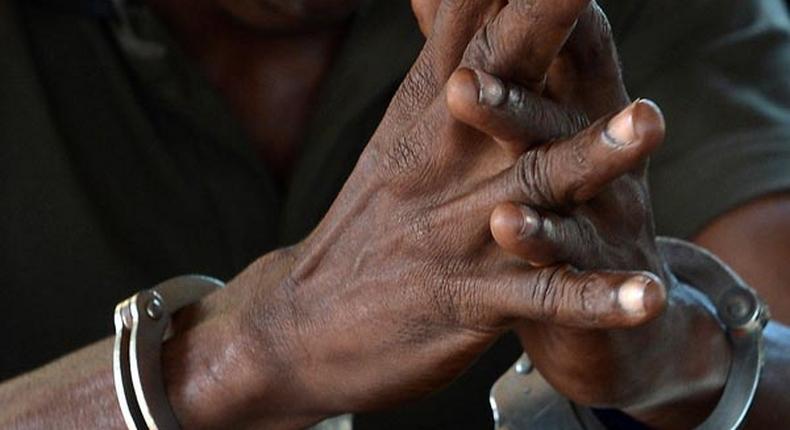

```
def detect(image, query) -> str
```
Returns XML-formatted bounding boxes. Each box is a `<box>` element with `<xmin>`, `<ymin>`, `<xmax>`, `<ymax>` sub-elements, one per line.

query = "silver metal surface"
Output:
<box><xmin>490</xmin><ymin>354</ymin><xmax>604</xmax><ymax>430</ymax></box>
<box><xmin>311</xmin><ymin>415</ymin><xmax>354</xmax><ymax>430</ymax></box>
<box><xmin>514</xmin><ymin>356</ymin><xmax>533</xmax><ymax>376</ymax></box>
<box><xmin>658</xmin><ymin>238</ymin><xmax>767</xmax><ymax>430</ymax></box>
<box><xmin>145</xmin><ymin>297</ymin><xmax>163</xmax><ymax>320</ymax></box>
<box><xmin>490</xmin><ymin>237</ymin><xmax>768</xmax><ymax>430</ymax></box>
<box><xmin>114</xmin><ymin>275</ymin><xmax>224</xmax><ymax>430</ymax></box>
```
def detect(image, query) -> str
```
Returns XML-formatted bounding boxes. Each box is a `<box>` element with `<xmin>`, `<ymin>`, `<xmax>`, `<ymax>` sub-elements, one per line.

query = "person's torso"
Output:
<box><xmin>4</xmin><ymin>0</ymin><xmax>790</xmax><ymax>428</ymax></box>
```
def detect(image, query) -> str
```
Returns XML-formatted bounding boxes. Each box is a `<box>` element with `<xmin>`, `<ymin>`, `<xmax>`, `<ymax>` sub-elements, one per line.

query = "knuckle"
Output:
<box><xmin>462</xmin><ymin>20</ymin><xmax>499</xmax><ymax>69</ymax></box>
<box><xmin>507</xmin><ymin>83</ymin><xmax>531</xmax><ymax>111</ymax></box>
<box><xmin>577</xmin><ymin>273</ymin><xmax>604</xmax><ymax>320</ymax></box>
<box><xmin>400</xmin><ymin>198</ymin><xmax>463</xmax><ymax>260</ymax></box>
<box><xmin>406</xmin><ymin>207</ymin><xmax>453</xmax><ymax>255</ymax></box>
<box><xmin>549</xmin><ymin>216</ymin><xmax>606</xmax><ymax>271</ymax></box>
<box><xmin>561</xmin><ymin>108</ymin><xmax>591</xmax><ymax>137</ymax></box>
<box><xmin>510</xmin><ymin>86</ymin><xmax>547</xmax><ymax>124</ymax></box>
<box><xmin>563</xmin><ymin>136</ymin><xmax>594</xmax><ymax>199</ymax></box>
<box><xmin>514</xmin><ymin>147</ymin><xmax>560</xmax><ymax>207</ymax></box>
<box><xmin>404</xmin><ymin>208</ymin><xmax>434</xmax><ymax>248</ymax></box>
<box><xmin>399</xmin><ymin>63</ymin><xmax>436</xmax><ymax>112</ymax></box>
<box><xmin>392</xmin><ymin>135</ymin><xmax>422</xmax><ymax>171</ymax></box>
<box><xmin>382</xmin><ymin>126</ymin><xmax>428</xmax><ymax>179</ymax></box>
<box><xmin>430</xmin><ymin>259</ymin><xmax>480</xmax><ymax>325</ymax></box>
<box><xmin>538</xmin><ymin>103</ymin><xmax>589</xmax><ymax>142</ymax></box>
<box><xmin>549</xmin><ymin>217</ymin><xmax>579</xmax><ymax>259</ymax></box>
<box><xmin>531</xmin><ymin>266</ymin><xmax>566</xmax><ymax>320</ymax></box>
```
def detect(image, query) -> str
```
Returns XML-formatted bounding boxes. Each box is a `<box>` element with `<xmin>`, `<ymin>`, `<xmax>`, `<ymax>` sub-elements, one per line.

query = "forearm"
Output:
<box><xmin>626</xmin><ymin>304</ymin><xmax>790</xmax><ymax>430</ymax></box>
<box><xmin>0</xmin><ymin>251</ymin><xmax>317</xmax><ymax>430</ymax></box>
<box><xmin>619</xmin><ymin>284</ymin><xmax>730</xmax><ymax>429</ymax></box>
<box><xmin>694</xmin><ymin>193</ymin><xmax>790</xmax><ymax>323</ymax></box>
<box><xmin>0</xmin><ymin>316</ymin><xmax>242</xmax><ymax>429</ymax></box>
<box><xmin>0</xmin><ymin>338</ymin><xmax>124</xmax><ymax>429</ymax></box>
<box><xmin>640</xmin><ymin>322</ymin><xmax>790</xmax><ymax>429</ymax></box>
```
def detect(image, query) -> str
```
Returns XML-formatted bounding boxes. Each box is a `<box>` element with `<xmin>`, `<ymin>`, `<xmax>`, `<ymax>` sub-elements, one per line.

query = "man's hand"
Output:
<box><xmin>1</xmin><ymin>2</ymin><xmax>666</xmax><ymax>430</ymax></box>
<box><xmin>4</xmin><ymin>2</ymin><xmax>790</xmax><ymax>430</ymax></box>
<box><xmin>444</xmin><ymin>4</ymin><xmax>732</xmax><ymax>428</ymax></box>
<box><xmin>206</xmin><ymin>0</ymin><xmax>670</xmax><ymax>426</ymax></box>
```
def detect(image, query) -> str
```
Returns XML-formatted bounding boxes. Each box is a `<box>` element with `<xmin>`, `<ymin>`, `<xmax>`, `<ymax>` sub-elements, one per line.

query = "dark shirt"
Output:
<box><xmin>2</xmin><ymin>0</ymin><xmax>790</xmax><ymax>428</ymax></box>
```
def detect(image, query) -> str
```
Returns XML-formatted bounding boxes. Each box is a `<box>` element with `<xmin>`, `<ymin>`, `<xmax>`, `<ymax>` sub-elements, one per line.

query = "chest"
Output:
<box><xmin>2</xmin><ymin>0</ymin><xmax>422</xmax><ymax>386</ymax></box>
<box><xmin>165</xmin><ymin>19</ymin><xmax>343</xmax><ymax>182</ymax></box>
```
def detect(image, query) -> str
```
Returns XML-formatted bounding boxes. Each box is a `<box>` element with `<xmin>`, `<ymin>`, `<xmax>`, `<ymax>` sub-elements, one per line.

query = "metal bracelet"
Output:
<box><xmin>659</xmin><ymin>238</ymin><xmax>769</xmax><ymax>429</ymax></box>
<box><xmin>113</xmin><ymin>275</ymin><xmax>225</xmax><ymax>430</ymax></box>
<box><xmin>490</xmin><ymin>237</ymin><xmax>770</xmax><ymax>430</ymax></box>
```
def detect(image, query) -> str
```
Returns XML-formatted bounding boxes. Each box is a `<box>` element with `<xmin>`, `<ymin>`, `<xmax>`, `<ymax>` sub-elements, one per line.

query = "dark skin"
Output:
<box><xmin>1</xmin><ymin>1</ymin><xmax>790</xmax><ymax>430</ymax></box>
<box><xmin>441</xmin><ymin>5</ymin><xmax>726</xmax><ymax>426</ymax></box>
<box><xmin>436</xmin><ymin>4</ymin><xmax>790</xmax><ymax>427</ymax></box>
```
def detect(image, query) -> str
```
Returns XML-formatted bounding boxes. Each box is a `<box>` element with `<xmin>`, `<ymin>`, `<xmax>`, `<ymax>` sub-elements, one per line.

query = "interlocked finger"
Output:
<box><xmin>447</xmin><ymin>68</ymin><xmax>588</xmax><ymax>156</ymax></box>
<box><xmin>394</xmin><ymin>0</ymin><xmax>504</xmax><ymax>122</ymax></box>
<box><xmin>487</xmin><ymin>99</ymin><xmax>665</xmax><ymax>209</ymax></box>
<box><xmin>461</xmin><ymin>0</ymin><xmax>591</xmax><ymax>89</ymax></box>
<box><xmin>490</xmin><ymin>203</ymin><xmax>591</xmax><ymax>267</ymax></box>
<box><xmin>548</xmin><ymin>1</ymin><xmax>629</xmax><ymax>119</ymax></box>
<box><xmin>490</xmin><ymin>265</ymin><xmax>667</xmax><ymax>329</ymax></box>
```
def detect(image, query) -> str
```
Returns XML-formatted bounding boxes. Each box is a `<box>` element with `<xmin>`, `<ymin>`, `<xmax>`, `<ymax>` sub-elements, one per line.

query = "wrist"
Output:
<box><xmin>162</xmin><ymin>248</ymin><xmax>324</xmax><ymax>429</ymax></box>
<box><xmin>623</xmin><ymin>281</ymin><xmax>732</xmax><ymax>429</ymax></box>
<box><xmin>625</xmin><ymin>237</ymin><xmax>773</xmax><ymax>430</ymax></box>
<box><xmin>162</xmin><ymin>308</ymin><xmax>253</xmax><ymax>429</ymax></box>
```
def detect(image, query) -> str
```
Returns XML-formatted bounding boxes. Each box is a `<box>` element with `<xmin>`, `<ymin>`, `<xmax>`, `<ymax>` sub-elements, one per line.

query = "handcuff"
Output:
<box><xmin>491</xmin><ymin>237</ymin><xmax>770</xmax><ymax>430</ymax></box>
<box><xmin>113</xmin><ymin>238</ymin><xmax>768</xmax><ymax>430</ymax></box>
<box><xmin>113</xmin><ymin>275</ymin><xmax>224</xmax><ymax>430</ymax></box>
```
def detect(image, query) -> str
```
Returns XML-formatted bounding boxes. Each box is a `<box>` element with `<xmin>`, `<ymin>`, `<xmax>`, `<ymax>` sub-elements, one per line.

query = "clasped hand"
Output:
<box><xmin>203</xmin><ymin>1</ymin><xmax>726</xmax><ymax>428</ymax></box>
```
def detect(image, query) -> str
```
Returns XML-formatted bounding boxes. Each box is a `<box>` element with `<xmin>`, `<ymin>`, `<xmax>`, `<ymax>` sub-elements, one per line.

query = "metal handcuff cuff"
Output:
<box><xmin>113</xmin><ymin>240</ymin><xmax>769</xmax><ymax>430</ymax></box>
<box><xmin>113</xmin><ymin>275</ymin><xmax>224</xmax><ymax>430</ymax></box>
<box><xmin>491</xmin><ymin>237</ymin><xmax>771</xmax><ymax>430</ymax></box>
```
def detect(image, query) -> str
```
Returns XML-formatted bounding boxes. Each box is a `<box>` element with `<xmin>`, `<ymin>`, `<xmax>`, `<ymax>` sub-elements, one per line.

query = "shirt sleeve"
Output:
<box><xmin>604</xmin><ymin>0</ymin><xmax>790</xmax><ymax>239</ymax></box>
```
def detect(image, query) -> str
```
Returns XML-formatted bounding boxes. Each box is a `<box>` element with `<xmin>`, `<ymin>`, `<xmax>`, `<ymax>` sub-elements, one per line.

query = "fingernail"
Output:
<box><xmin>617</xmin><ymin>276</ymin><xmax>649</xmax><ymax>316</ymax></box>
<box><xmin>632</xmin><ymin>98</ymin><xmax>665</xmax><ymax>144</ymax></box>
<box><xmin>518</xmin><ymin>205</ymin><xmax>542</xmax><ymax>238</ymax></box>
<box><xmin>490</xmin><ymin>204</ymin><xmax>541</xmax><ymax>245</ymax></box>
<box><xmin>604</xmin><ymin>100</ymin><xmax>639</xmax><ymax>147</ymax></box>
<box><xmin>474</xmin><ymin>69</ymin><xmax>506</xmax><ymax>107</ymax></box>
<box><xmin>617</xmin><ymin>275</ymin><xmax>667</xmax><ymax>317</ymax></box>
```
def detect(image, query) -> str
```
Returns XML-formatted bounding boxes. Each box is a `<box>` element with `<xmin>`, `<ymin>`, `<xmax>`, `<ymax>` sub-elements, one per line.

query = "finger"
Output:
<box><xmin>395</xmin><ymin>0</ymin><xmax>505</xmax><ymax>121</ymax></box>
<box><xmin>491</xmin><ymin>203</ymin><xmax>563</xmax><ymax>267</ymax></box>
<box><xmin>411</xmin><ymin>0</ymin><xmax>441</xmax><ymax>36</ymax></box>
<box><xmin>461</xmin><ymin>0</ymin><xmax>590</xmax><ymax>89</ymax></box>
<box><xmin>490</xmin><ymin>99</ymin><xmax>665</xmax><ymax>208</ymax></box>
<box><xmin>548</xmin><ymin>1</ymin><xmax>629</xmax><ymax>119</ymax></box>
<box><xmin>491</xmin><ymin>203</ymin><xmax>603</xmax><ymax>267</ymax></box>
<box><xmin>494</xmin><ymin>265</ymin><xmax>667</xmax><ymax>329</ymax></box>
<box><xmin>447</xmin><ymin>68</ymin><xmax>588</xmax><ymax>156</ymax></box>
